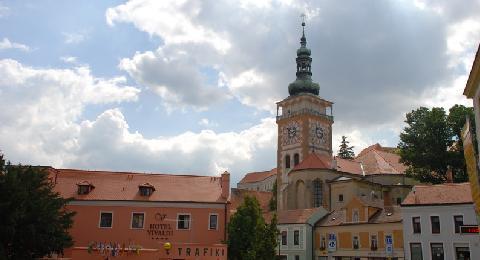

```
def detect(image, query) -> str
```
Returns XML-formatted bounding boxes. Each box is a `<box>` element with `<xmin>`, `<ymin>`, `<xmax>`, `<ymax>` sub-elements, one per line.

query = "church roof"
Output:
<box><xmin>335</xmin><ymin>157</ymin><xmax>363</xmax><ymax>175</ymax></box>
<box><xmin>355</xmin><ymin>144</ymin><xmax>406</xmax><ymax>175</ymax></box>
<box><xmin>48</xmin><ymin>168</ymin><xmax>228</xmax><ymax>203</ymax></box>
<box><xmin>291</xmin><ymin>153</ymin><xmax>331</xmax><ymax>172</ymax></box>
<box><xmin>238</xmin><ymin>168</ymin><xmax>277</xmax><ymax>184</ymax></box>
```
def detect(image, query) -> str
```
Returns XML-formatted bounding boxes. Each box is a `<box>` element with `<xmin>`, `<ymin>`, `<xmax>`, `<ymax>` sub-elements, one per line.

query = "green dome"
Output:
<box><xmin>288</xmin><ymin>79</ymin><xmax>319</xmax><ymax>96</ymax></box>
<box><xmin>297</xmin><ymin>46</ymin><xmax>311</xmax><ymax>56</ymax></box>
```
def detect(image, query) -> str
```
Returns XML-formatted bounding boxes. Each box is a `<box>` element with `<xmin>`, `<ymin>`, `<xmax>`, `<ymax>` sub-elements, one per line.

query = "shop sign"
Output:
<box><xmin>327</xmin><ymin>233</ymin><xmax>336</xmax><ymax>252</ymax></box>
<box><xmin>385</xmin><ymin>235</ymin><xmax>393</xmax><ymax>255</ymax></box>
<box><xmin>147</xmin><ymin>213</ymin><xmax>174</xmax><ymax>240</ymax></box>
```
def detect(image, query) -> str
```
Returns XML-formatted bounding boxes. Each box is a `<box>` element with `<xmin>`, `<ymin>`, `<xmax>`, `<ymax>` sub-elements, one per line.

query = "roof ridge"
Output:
<box><xmin>372</xmin><ymin>149</ymin><xmax>399</xmax><ymax>173</ymax></box>
<box><xmin>56</xmin><ymin>168</ymin><xmax>213</xmax><ymax>178</ymax></box>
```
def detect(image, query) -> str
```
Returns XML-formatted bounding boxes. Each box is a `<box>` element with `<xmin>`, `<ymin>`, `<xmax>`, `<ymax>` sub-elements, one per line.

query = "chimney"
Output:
<box><xmin>446</xmin><ymin>166</ymin><xmax>453</xmax><ymax>183</ymax></box>
<box><xmin>383</xmin><ymin>190</ymin><xmax>392</xmax><ymax>208</ymax></box>
<box><xmin>221</xmin><ymin>171</ymin><xmax>230</xmax><ymax>199</ymax></box>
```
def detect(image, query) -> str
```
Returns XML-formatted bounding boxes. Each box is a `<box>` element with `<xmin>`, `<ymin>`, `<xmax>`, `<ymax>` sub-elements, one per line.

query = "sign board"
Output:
<box><xmin>460</xmin><ymin>225</ymin><xmax>480</xmax><ymax>234</ymax></box>
<box><xmin>327</xmin><ymin>233</ymin><xmax>336</xmax><ymax>252</ymax></box>
<box><xmin>385</xmin><ymin>235</ymin><xmax>393</xmax><ymax>255</ymax></box>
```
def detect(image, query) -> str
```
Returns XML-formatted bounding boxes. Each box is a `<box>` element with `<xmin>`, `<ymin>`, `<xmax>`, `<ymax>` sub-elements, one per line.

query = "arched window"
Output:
<box><xmin>313</xmin><ymin>179</ymin><xmax>323</xmax><ymax>207</ymax></box>
<box><xmin>294</xmin><ymin>153</ymin><xmax>300</xmax><ymax>166</ymax></box>
<box><xmin>285</xmin><ymin>155</ymin><xmax>291</xmax><ymax>169</ymax></box>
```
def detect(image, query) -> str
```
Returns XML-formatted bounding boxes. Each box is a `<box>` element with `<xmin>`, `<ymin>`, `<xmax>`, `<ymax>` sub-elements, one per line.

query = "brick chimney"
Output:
<box><xmin>221</xmin><ymin>171</ymin><xmax>230</xmax><ymax>199</ymax></box>
<box><xmin>446</xmin><ymin>166</ymin><xmax>453</xmax><ymax>183</ymax></box>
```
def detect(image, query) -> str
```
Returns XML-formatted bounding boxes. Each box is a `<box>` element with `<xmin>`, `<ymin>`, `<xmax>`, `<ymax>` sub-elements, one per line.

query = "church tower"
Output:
<box><xmin>276</xmin><ymin>21</ymin><xmax>334</xmax><ymax>210</ymax></box>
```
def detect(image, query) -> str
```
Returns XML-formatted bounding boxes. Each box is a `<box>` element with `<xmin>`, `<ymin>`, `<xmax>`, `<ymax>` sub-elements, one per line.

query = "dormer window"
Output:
<box><xmin>77</xmin><ymin>181</ymin><xmax>94</xmax><ymax>195</ymax></box>
<box><xmin>139</xmin><ymin>183</ymin><xmax>155</xmax><ymax>196</ymax></box>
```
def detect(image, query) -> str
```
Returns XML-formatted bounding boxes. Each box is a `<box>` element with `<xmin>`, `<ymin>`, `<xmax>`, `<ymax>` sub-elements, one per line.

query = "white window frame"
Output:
<box><xmin>352</xmin><ymin>208</ymin><xmax>360</xmax><ymax>223</ymax></box>
<box><xmin>280</xmin><ymin>229</ymin><xmax>288</xmax><ymax>247</ymax></box>
<box><xmin>177</xmin><ymin>213</ymin><xmax>191</xmax><ymax>230</ymax></box>
<box><xmin>293</xmin><ymin>229</ymin><xmax>300</xmax><ymax>246</ymax></box>
<box><xmin>352</xmin><ymin>233</ymin><xmax>360</xmax><ymax>249</ymax></box>
<box><xmin>412</xmin><ymin>215</ymin><xmax>421</xmax><ymax>234</ymax></box>
<box><xmin>130</xmin><ymin>212</ymin><xmax>145</xmax><ymax>229</ymax></box>
<box><xmin>98</xmin><ymin>211</ymin><xmax>113</xmax><ymax>229</ymax></box>
<box><xmin>369</xmin><ymin>232</ymin><xmax>378</xmax><ymax>249</ymax></box>
<box><xmin>208</xmin><ymin>213</ymin><xmax>219</xmax><ymax>230</ymax></box>
<box><xmin>430</xmin><ymin>215</ymin><xmax>441</xmax><ymax>234</ymax></box>
<box><xmin>452</xmin><ymin>213</ymin><xmax>464</xmax><ymax>234</ymax></box>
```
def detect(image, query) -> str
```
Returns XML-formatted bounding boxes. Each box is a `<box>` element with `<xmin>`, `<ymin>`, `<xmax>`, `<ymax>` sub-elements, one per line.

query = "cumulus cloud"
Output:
<box><xmin>0</xmin><ymin>59</ymin><xmax>140</xmax><ymax>165</ymax></box>
<box><xmin>0</xmin><ymin>38</ymin><xmax>30</xmax><ymax>51</ymax></box>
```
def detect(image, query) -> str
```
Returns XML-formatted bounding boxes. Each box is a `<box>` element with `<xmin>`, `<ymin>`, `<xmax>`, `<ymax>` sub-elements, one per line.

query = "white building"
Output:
<box><xmin>237</xmin><ymin>168</ymin><xmax>277</xmax><ymax>192</ymax></box>
<box><xmin>401</xmin><ymin>183</ymin><xmax>480</xmax><ymax>260</ymax></box>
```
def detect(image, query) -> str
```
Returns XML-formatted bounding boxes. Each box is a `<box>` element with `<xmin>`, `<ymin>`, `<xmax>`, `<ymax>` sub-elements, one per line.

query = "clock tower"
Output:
<box><xmin>276</xmin><ymin>21</ymin><xmax>334</xmax><ymax>210</ymax></box>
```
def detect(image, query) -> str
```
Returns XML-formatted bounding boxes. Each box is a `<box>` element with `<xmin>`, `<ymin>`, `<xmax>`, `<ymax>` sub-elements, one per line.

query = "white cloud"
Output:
<box><xmin>63</xmin><ymin>32</ymin><xmax>87</xmax><ymax>44</ymax></box>
<box><xmin>198</xmin><ymin>118</ymin><xmax>218</xmax><ymax>128</ymax></box>
<box><xmin>0</xmin><ymin>38</ymin><xmax>30</xmax><ymax>51</ymax></box>
<box><xmin>0</xmin><ymin>3</ymin><xmax>9</xmax><ymax>17</ymax></box>
<box><xmin>0</xmin><ymin>59</ymin><xmax>140</xmax><ymax>166</ymax></box>
<box><xmin>60</xmin><ymin>56</ymin><xmax>78</xmax><ymax>64</ymax></box>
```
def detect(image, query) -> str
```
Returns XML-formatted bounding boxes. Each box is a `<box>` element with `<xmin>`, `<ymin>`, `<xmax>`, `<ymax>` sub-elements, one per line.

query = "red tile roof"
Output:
<box><xmin>238</xmin><ymin>168</ymin><xmax>277</xmax><ymax>184</ymax></box>
<box><xmin>49</xmin><ymin>168</ymin><xmax>227</xmax><ymax>203</ymax></box>
<box><xmin>316</xmin><ymin>206</ymin><xmax>402</xmax><ymax>227</ymax></box>
<box><xmin>402</xmin><ymin>183</ymin><xmax>473</xmax><ymax>206</ymax></box>
<box><xmin>335</xmin><ymin>157</ymin><xmax>363</xmax><ymax>175</ymax></box>
<box><xmin>355</xmin><ymin>143</ymin><xmax>406</xmax><ymax>175</ymax></box>
<box><xmin>291</xmin><ymin>153</ymin><xmax>332</xmax><ymax>172</ymax></box>
<box><xmin>278</xmin><ymin>208</ymin><xmax>322</xmax><ymax>224</ymax></box>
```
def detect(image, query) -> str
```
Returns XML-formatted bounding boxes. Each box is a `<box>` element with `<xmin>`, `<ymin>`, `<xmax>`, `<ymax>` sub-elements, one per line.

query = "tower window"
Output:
<box><xmin>285</xmin><ymin>155</ymin><xmax>291</xmax><ymax>169</ymax></box>
<box><xmin>294</xmin><ymin>153</ymin><xmax>300</xmax><ymax>166</ymax></box>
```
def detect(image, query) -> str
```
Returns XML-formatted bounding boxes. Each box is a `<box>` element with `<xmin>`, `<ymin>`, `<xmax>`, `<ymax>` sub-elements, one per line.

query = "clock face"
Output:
<box><xmin>281</xmin><ymin>121</ymin><xmax>301</xmax><ymax>146</ymax></box>
<box><xmin>310</xmin><ymin>121</ymin><xmax>328</xmax><ymax>146</ymax></box>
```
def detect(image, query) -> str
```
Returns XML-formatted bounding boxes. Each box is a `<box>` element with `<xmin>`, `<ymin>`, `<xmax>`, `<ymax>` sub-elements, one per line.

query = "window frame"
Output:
<box><xmin>293</xmin><ymin>229</ymin><xmax>300</xmax><ymax>245</ymax></box>
<box><xmin>98</xmin><ymin>211</ymin><xmax>113</xmax><ymax>229</ymax></box>
<box><xmin>313</xmin><ymin>179</ymin><xmax>323</xmax><ymax>208</ymax></box>
<box><xmin>293</xmin><ymin>153</ymin><xmax>300</xmax><ymax>166</ymax></box>
<box><xmin>130</xmin><ymin>212</ymin><xmax>145</xmax><ymax>229</ymax></box>
<box><xmin>453</xmin><ymin>215</ymin><xmax>463</xmax><ymax>234</ymax></box>
<box><xmin>281</xmin><ymin>230</ymin><xmax>287</xmax><ymax>246</ymax></box>
<box><xmin>430</xmin><ymin>215</ymin><xmax>441</xmax><ymax>234</ymax></box>
<box><xmin>430</xmin><ymin>242</ymin><xmax>444</xmax><ymax>260</ymax></box>
<box><xmin>352</xmin><ymin>208</ymin><xmax>359</xmax><ymax>223</ymax></box>
<box><xmin>370</xmin><ymin>233</ymin><xmax>378</xmax><ymax>250</ymax></box>
<box><xmin>177</xmin><ymin>213</ymin><xmax>191</xmax><ymax>230</ymax></box>
<box><xmin>410</xmin><ymin>242</ymin><xmax>423</xmax><ymax>260</ymax></box>
<box><xmin>208</xmin><ymin>213</ymin><xmax>219</xmax><ymax>230</ymax></box>
<box><xmin>285</xmin><ymin>155</ymin><xmax>291</xmax><ymax>169</ymax></box>
<box><xmin>352</xmin><ymin>235</ymin><xmax>359</xmax><ymax>249</ymax></box>
<box><xmin>339</xmin><ymin>194</ymin><xmax>344</xmax><ymax>202</ymax></box>
<box><xmin>412</xmin><ymin>216</ymin><xmax>421</xmax><ymax>234</ymax></box>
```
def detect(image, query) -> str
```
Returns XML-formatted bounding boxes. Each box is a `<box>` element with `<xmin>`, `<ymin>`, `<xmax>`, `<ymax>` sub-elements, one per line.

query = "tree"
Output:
<box><xmin>228</xmin><ymin>196</ymin><xmax>278</xmax><ymax>260</ymax></box>
<box><xmin>337</xmin><ymin>136</ymin><xmax>355</xmax><ymax>159</ymax></box>
<box><xmin>268</xmin><ymin>179</ymin><xmax>277</xmax><ymax>211</ymax></box>
<box><xmin>398</xmin><ymin>105</ymin><xmax>475</xmax><ymax>184</ymax></box>
<box><xmin>0</xmin><ymin>154</ymin><xmax>75</xmax><ymax>259</ymax></box>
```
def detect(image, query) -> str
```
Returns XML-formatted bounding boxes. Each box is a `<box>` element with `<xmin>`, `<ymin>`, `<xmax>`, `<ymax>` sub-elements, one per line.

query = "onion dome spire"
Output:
<box><xmin>288</xmin><ymin>18</ymin><xmax>320</xmax><ymax>96</ymax></box>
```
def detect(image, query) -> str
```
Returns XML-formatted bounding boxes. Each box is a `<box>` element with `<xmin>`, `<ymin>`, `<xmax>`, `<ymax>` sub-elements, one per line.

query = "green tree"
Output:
<box><xmin>337</xmin><ymin>136</ymin><xmax>355</xmax><ymax>159</ymax></box>
<box><xmin>0</xmin><ymin>154</ymin><xmax>75</xmax><ymax>259</ymax></box>
<box><xmin>268</xmin><ymin>179</ymin><xmax>277</xmax><ymax>211</ymax></box>
<box><xmin>228</xmin><ymin>196</ymin><xmax>278</xmax><ymax>260</ymax></box>
<box><xmin>398</xmin><ymin>105</ymin><xmax>475</xmax><ymax>184</ymax></box>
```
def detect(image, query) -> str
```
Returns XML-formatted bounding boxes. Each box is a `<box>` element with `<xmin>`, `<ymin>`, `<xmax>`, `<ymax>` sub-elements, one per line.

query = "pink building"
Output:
<box><xmin>48</xmin><ymin>168</ymin><xmax>230</xmax><ymax>260</ymax></box>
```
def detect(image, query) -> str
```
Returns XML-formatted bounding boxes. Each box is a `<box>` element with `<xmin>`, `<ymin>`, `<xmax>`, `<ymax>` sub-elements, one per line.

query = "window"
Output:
<box><xmin>138</xmin><ymin>183</ymin><xmax>155</xmax><ymax>196</ymax></box>
<box><xmin>430</xmin><ymin>243</ymin><xmax>444</xmax><ymax>260</ymax></box>
<box><xmin>352</xmin><ymin>209</ymin><xmax>359</xmax><ymax>223</ymax></box>
<box><xmin>431</xmin><ymin>216</ymin><xmax>440</xmax><ymax>234</ymax></box>
<box><xmin>396</xmin><ymin>197</ymin><xmax>402</xmax><ymax>205</ymax></box>
<box><xmin>99</xmin><ymin>212</ymin><xmax>113</xmax><ymax>228</ymax></box>
<box><xmin>295</xmin><ymin>255</ymin><xmax>300</xmax><ymax>260</ymax></box>
<box><xmin>209</xmin><ymin>214</ymin><xmax>218</xmax><ymax>230</ymax></box>
<box><xmin>313</xmin><ymin>179</ymin><xmax>323</xmax><ymax>207</ymax></box>
<box><xmin>455</xmin><ymin>247</ymin><xmax>471</xmax><ymax>260</ymax></box>
<box><xmin>294</xmin><ymin>230</ymin><xmax>299</xmax><ymax>245</ymax></box>
<box><xmin>339</xmin><ymin>194</ymin><xmax>344</xmax><ymax>202</ymax></box>
<box><xmin>410</xmin><ymin>243</ymin><xmax>423</xmax><ymax>260</ymax></box>
<box><xmin>352</xmin><ymin>236</ymin><xmax>359</xmax><ymax>249</ymax></box>
<box><xmin>177</xmin><ymin>214</ymin><xmax>191</xmax><ymax>230</ymax></box>
<box><xmin>285</xmin><ymin>155</ymin><xmax>291</xmax><ymax>169</ymax></box>
<box><xmin>294</xmin><ymin>153</ymin><xmax>300</xmax><ymax>166</ymax></box>
<box><xmin>131</xmin><ymin>212</ymin><xmax>145</xmax><ymax>229</ymax></box>
<box><xmin>320</xmin><ymin>235</ymin><xmax>326</xmax><ymax>250</ymax></box>
<box><xmin>454</xmin><ymin>215</ymin><xmax>463</xmax><ymax>233</ymax></box>
<box><xmin>412</xmin><ymin>217</ymin><xmax>421</xmax><ymax>234</ymax></box>
<box><xmin>281</xmin><ymin>231</ymin><xmax>287</xmax><ymax>245</ymax></box>
<box><xmin>77</xmin><ymin>185</ymin><xmax>91</xmax><ymax>195</ymax></box>
<box><xmin>370</xmin><ymin>235</ymin><xmax>378</xmax><ymax>250</ymax></box>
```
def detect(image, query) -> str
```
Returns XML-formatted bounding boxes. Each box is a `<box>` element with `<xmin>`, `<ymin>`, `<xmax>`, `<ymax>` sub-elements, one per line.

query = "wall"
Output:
<box><xmin>402</xmin><ymin>203</ymin><xmax>480</xmax><ymax>260</ymax></box>
<box><xmin>236</xmin><ymin>175</ymin><xmax>276</xmax><ymax>192</ymax></box>
<box><xmin>63</xmin><ymin>201</ymin><xmax>228</xmax><ymax>260</ymax></box>
<box><xmin>278</xmin><ymin>224</ymin><xmax>311</xmax><ymax>260</ymax></box>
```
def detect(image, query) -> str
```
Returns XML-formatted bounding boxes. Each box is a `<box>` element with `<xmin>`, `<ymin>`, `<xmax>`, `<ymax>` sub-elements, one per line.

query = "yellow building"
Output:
<box><xmin>463</xmin><ymin>43</ymin><xmax>480</xmax><ymax>221</ymax></box>
<box><xmin>315</xmin><ymin>196</ymin><xmax>404</xmax><ymax>260</ymax></box>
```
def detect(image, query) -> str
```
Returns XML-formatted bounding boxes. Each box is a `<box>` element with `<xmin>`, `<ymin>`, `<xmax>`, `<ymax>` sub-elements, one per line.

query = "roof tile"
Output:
<box><xmin>402</xmin><ymin>183</ymin><xmax>473</xmax><ymax>206</ymax></box>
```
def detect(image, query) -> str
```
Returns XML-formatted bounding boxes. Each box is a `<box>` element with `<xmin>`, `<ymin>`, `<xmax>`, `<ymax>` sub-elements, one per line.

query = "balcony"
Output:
<box><xmin>276</xmin><ymin>108</ymin><xmax>334</xmax><ymax>122</ymax></box>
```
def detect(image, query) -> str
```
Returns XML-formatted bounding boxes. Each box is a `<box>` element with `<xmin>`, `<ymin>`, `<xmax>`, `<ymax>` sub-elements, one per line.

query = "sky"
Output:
<box><xmin>0</xmin><ymin>0</ymin><xmax>479</xmax><ymax>185</ymax></box>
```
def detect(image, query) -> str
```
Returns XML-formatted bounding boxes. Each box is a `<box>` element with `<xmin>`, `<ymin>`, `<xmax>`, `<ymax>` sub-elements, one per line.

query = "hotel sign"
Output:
<box><xmin>147</xmin><ymin>213</ymin><xmax>174</xmax><ymax>240</ymax></box>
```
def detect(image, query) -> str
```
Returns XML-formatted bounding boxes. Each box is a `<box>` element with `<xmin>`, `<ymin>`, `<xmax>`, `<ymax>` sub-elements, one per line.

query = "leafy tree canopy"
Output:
<box><xmin>337</xmin><ymin>136</ymin><xmax>355</xmax><ymax>159</ymax></box>
<box><xmin>228</xmin><ymin>196</ymin><xmax>278</xmax><ymax>260</ymax></box>
<box><xmin>398</xmin><ymin>105</ymin><xmax>475</xmax><ymax>184</ymax></box>
<box><xmin>0</xmin><ymin>153</ymin><xmax>75</xmax><ymax>259</ymax></box>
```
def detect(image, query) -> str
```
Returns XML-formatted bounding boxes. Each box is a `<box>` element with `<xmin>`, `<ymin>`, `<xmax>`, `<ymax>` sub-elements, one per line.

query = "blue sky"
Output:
<box><xmin>0</xmin><ymin>0</ymin><xmax>479</xmax><ymax>184</ymax></box>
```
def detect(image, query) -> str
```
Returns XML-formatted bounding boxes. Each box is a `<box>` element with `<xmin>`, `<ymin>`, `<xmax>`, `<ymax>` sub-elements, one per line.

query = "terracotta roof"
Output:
<box><xmin>278</xmin><ymin>208</ymin><xmax>322</xmax><ymax>224</ymax></box>
<box><xmin>402</xmin><ymin>183</ymin><xmax>473</xmax><ymax>206</ymax></box>
<box><xmin>356</xmin><ymin>196</ymin><xmax>385</xmax><ymax>209</ymax></box>
<box><xmin>238</xmin><ymin>168</ymin><xmax>277</xmax><ymax>184</ymax></box>
<box><xmin>316</xmin><ymin>206</ymin><xmax>402</xmax><ymax>227</ymax></box>
<box><xmin>355</xmin><ymin>144</ymin><xmax>406</xmax><ymax>175</ymax></box>
<box><xmin>229</xmin><ymin>188</ymin><xmax>272</xmax><ymax>219</ymax></box>
<box><xmin>335</xmin><ymin>157</ymin><xmax>363</xmax><ymax>175</ymax></box>
<box><xmin>49</xmin><ymin>168</ymin><xmax>227</xmax><ymax>203</ymax></box>
<box><xmin>291</xmin><ymin>153</ymin><xmax>332</xmax><ymax>172</ymax></box>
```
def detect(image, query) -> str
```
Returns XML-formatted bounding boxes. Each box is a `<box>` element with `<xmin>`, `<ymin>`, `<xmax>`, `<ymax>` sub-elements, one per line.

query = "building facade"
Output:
<box><xmin>237</xmin><ymin>168</ymin><xmax>277</xmax><ymax>192</ymax></box>
<box><xmin>401</xmin><ymin>183</ymin><xmax>480</xmax><ymax>260</ymax></box>
<box><xmin>49</xmin><ymin>168</ymin><xmax>230</xmax><ymax>260</ymax></box>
